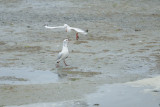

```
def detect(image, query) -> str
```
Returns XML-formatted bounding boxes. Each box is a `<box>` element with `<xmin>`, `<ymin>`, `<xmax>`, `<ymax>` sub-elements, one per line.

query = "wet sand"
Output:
<box><xmin>0</xmin><ymin>0</ymin><xmax>160</xmax><ymax>106</ymax></box>
<box><xmin>4</xmin><ymin>76</ymin><xmax>160</xmax><ymax>107</ymax></box>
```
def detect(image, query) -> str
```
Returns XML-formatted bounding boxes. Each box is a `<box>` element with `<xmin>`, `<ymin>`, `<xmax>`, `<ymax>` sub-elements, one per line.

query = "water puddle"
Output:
<box><xmin>0</xmin><ymin>67</ymin><xmax>59</xmax><ymax>85</ymax></box>
<box><xmin>0</xmin><ymin>67</ymin><xmax>101</xmax><ymax>85</ymax></box>
<box><xmin>86</xmin><ymin>84</ymin><xmax>160</xmax><ymax>107</ymax></box>
<box><xmin>5</xmin><ymin>83</ymin><xmax>160</xmax><ymax>107</ymax></box>
<box><xmin>57</xmin><ymin>67</ymin><xmax>101</xmax><ymax>81</ymax></box>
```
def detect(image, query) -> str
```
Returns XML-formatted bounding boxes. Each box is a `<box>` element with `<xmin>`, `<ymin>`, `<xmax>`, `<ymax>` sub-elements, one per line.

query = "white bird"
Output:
<box><xmin>45</xmin><ymin>24</ymin><xmax>88</xmax><ymax>40</ymax></box>
<box><xmin>56</xmin><ymin>39</ymin><xmax>69</xmax><ymax>67</ymax></box>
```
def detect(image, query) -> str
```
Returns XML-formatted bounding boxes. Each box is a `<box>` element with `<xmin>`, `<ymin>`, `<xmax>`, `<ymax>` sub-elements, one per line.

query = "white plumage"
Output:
<box><xmin>56</xmin><ymin>39</ymin><xmax>69</xmax><ymax>67</ymax></box>
<box><xmin>45</xmin><ymin>24</ymin><xmax>88</xmax><ymax>40</ymax></box>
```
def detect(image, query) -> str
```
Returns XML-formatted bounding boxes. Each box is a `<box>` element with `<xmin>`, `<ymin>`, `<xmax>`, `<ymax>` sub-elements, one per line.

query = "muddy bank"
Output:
<box><xmin>0</xmin><ymin>0</ymin><xmax>160</xmax><ymax>106</ymax></box>
<box><xmin>4</xmin><ymin>76</ymin><xmax>160</xmax><ymax>107</ymax></box>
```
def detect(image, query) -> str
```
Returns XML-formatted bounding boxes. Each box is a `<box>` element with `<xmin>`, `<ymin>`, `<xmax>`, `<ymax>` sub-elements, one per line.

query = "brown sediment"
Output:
<box><xmin>73</xmin><ymin>41</ymin><xmax>88</xmax><ymax>44</ymax></box>
<box><xmin>3</xmin><ymin>46</ymin><xmax>42</xmax><ymax>52</ymax></box>
<box><xmin>0</xmin><ymin>76</ymin><xmax>27</xmax><ymax>81</ymax></box>
<box><xmin>63</xmin><ymin>71</ymin><xmax>101</xmax><ymax>77</ymax></box>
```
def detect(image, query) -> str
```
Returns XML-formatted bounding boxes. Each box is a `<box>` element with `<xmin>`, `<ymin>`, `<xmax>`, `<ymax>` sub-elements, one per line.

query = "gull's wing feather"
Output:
<box><xmin>56</xmin><ymin>52</ymin><xmax>63</xmax><ymax>62</ymax></box>
<box><xmin>70</xmin><ymin>27</ymin><xmax>87</xmax><ymax>35</ymax></box>
<box><xmin>45</xmin><ymin>25</ymin><xmax>65</xmax><ymax>29</ymax></box>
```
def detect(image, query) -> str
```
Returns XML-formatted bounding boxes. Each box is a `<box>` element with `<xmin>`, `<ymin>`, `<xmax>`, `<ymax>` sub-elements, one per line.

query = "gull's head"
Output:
<box><xmin>64</xmin><ymin>24</ymin><xmax>69</xmax><ymax>28</ymax></box>
<box><xmin>63</xmin><ymin>39</ymin><xmax>69</xmax><ymax>46</ymax></box>
<box><xmin>44</xmin><ymin>24</ymin><xmax>48</xmax><ymax>28</ymax></box>
<box><xmin>64</xmin><ymin>24</ymin><xmax>69</xmax><ymax>32</ymax></box>
<box><xmin>63</xmin><ymin>38</ymin><xmax>69</xmax><ymax>42</ymax></box>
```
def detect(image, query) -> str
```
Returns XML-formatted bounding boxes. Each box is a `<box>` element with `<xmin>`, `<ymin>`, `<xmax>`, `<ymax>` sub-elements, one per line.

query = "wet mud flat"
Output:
<box><xmin>0</xmin><ymin>0</ymin><xmax>160</xmax><ymax>106</ymax></box>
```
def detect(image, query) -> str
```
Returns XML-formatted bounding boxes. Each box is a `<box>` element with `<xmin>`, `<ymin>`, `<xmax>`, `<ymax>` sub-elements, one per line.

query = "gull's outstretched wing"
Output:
<box><xmin>45</xmin><ymin>25</ymin><xmax>65</xmax><ymax>29</ymax></box>
<box><xmin>70</xmin><ymin>27</ymin><xmax>87</xmax><ymax>35</ymax></box>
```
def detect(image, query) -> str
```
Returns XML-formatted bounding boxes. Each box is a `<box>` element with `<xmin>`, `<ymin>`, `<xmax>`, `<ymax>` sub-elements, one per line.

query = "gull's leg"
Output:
<box><xmin>64</xmin><ymin>60</ymin><xmax>69</xmax><ymax>66</ymax></box>
<box><xmin>76</xmin><ymin>33</ymin><xmax>79</xmax><ymax>40</ymax></box>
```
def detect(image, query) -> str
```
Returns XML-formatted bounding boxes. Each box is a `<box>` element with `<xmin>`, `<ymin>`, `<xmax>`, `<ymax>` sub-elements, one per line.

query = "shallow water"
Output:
<box><xmin>86</xmin><ymin>84</ymin><xmax>160</xmax><ymax>107</ymax></box>
<box><xmin>5</xmin><ymin>83</ymin><xmax>160</xmax><ymax>107</ymax></box>
<box><xmin>0</xmin><ymin>67</ymin><xmax>59</xmax><ymax>85</ymax></box>
<box><xmin>0</xmin><ymin>67</ymin><xmax>102</xmax><ymax>85</ymax></box>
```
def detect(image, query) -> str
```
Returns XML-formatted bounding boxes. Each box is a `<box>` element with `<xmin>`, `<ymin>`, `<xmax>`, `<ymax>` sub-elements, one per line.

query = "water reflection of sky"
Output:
<box><xmin>0</xmin><ymin>67</ymin><xmax>59</xmax><ymax>85</ymax></box>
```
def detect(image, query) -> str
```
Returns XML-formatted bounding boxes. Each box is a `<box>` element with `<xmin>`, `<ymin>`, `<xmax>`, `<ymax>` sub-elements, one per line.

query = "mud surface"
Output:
<box><xmin>0</xmin><ymin>0</ymin><xmax>160</xmax><ymax>106</ymax></box>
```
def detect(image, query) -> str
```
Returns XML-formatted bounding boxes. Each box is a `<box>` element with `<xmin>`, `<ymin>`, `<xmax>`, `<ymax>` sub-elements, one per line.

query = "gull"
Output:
<box><xmin>45</xmin><ymin>24</ymin><xmax>88</xmax><ymax>40</ymax></box>
<box><xmin>56</xmin><ymin>39</ymin><xmax>69</xmax><ymax>67</ymax></box>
